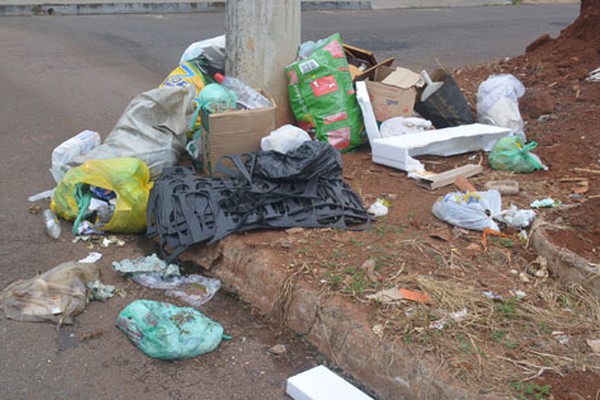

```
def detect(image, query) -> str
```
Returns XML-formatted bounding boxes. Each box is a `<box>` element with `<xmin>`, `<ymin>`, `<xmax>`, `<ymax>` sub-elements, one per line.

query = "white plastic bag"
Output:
<box><xmin>50</xmin><ymin>130</ymin><xmax>101</xmax><ymax>183</ymax></box>
<box><xmin>261</xmin><ymin>125</ymin><xmax>311</xmax><ymax>154</ymax></box>
<box><xmin>432</xmin><ymin>190</ymin><xmax>502</xmax><ymax>231</ymax></box>
<box><xmin>497</xmin><ymin>205</ymin><xmax>535</xmax><ymax>229</ymax></box>
<box><xmin>180</xmin><ymin>35</ymin><xmax>226</xmax><ymax>70</ymax></box>
<box><xmin>477</xmin><ymin>74</ymin><xmax>525</xmax><ymax>139</ymax></box>
<box><xmin>74</xmin><ymin>87</ymin><xmax>196</xmax><ymax>180</ymax></box>
<box><xmin>380</xmin><ymin>117</ymin><xmax>432</xmax><ymax>138</ymax></box>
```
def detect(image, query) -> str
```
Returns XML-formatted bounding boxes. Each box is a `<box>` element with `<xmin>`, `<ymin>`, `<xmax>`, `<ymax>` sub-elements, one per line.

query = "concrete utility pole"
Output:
<box><xmin>226</xmin><ymin>0</ymin><xmax>301</xmax><ymax>126</ymax></box>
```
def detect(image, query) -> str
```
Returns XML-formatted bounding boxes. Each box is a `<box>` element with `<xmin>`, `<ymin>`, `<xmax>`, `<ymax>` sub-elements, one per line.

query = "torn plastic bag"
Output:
<box><xmin>113</xmin><ymin>254</ymin><xmax>221</xmax><ymax>307</ymax></box>
<box><xmin>116</xmin><ymin>299</ymin><xmax>226</xmax><ymax>360</ymax></box>
<box><xmin>497</xmin><ymin>205</ymin><xmax>536</xmax><ymax>229</ymax></box>
<box><xmin>0</xmin><ymin>261</ymin><xmax>99</xmax><ymax>325</ymax></box>
<box><xmin>51</xmin><ymin>158</ymin><xmax>152</xmax><ymax>234</ymax></box>
<box><xmin>132</xmin><ymin>274</ymin><xmax>221</xmax><ymax>307</ymax></box>
<box><xmin>73</xmin><ymin>87</ymin><xmax>196</xmax><ymax>180</ymax></box>
<box><xmin>477</xmin><ymin>74</ymin><xmax>526</xmax><ymax>139</ymax></box>
<box><xmin>432</xmin><ymin>190</ymin><xmax>502</xmax><ymax>231</ymax></box>
<box><xmin>112</xmin><ymin>254</ymin><xmax>180</xmax><ymax>278</ymax></box>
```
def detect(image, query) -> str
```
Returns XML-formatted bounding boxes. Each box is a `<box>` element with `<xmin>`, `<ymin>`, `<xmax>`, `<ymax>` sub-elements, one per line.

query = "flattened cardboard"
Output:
<box><xmin>201</xmin><ymin>91</ymin><xmax>276</xmax><ymax>174</ymax></box>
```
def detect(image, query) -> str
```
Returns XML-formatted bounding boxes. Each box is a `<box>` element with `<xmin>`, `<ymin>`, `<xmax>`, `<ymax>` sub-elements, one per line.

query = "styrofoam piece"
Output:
<box><xmin>370</xmin><ymin>123</ymin><xmax>512</xmax><ymax>172</ymax></box>
<box><xmin>286</xmin><ymin>365</ymin><xmax>373</xmax><ymax>400</ymax></box>
<box><xmin>355</xmin><ymin>81</ymin><xmax>382</xmax><ymax>144</ymax></box>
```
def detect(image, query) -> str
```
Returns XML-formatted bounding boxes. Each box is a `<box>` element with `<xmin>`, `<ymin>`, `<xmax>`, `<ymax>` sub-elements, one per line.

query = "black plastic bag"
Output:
<box><xmin>415</xmin><ymin>70</ymin><xmax>475</xmax><ymax>129</ymax></box>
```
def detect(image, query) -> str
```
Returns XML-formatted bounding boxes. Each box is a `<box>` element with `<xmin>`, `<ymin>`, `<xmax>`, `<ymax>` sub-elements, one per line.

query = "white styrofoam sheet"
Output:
<box><xmin>370</xmin><ymin>123</ymin><xmax>512</xmax><ymax>172</ymax></box>
<box><xmin>286</xmin><ymin>365</ymin><xmax>373</xmax><ymax>400</ymax></box>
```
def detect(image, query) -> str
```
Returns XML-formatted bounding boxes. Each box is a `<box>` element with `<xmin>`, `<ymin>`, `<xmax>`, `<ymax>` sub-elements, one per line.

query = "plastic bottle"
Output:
<box><xmin>43</xmin><ymin>209</ymin><xmax>61</xmax><ymax>239</ymax></box>
<box><xmin>50</xmin><ymin>130</ymin><xmax>101</xmax><ymax>183</ymax></box>
<box><xmin>214</xmin><ymin>73</ymin><xmax>273</xmax><ymax>110</ymax></box>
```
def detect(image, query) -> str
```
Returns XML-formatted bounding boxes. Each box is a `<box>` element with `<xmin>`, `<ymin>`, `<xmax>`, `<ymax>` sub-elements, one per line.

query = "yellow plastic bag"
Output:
<box><xmin>51</xmin><ymin>158</ymin><xmax>152</xmax><ymax>233</ymax></box>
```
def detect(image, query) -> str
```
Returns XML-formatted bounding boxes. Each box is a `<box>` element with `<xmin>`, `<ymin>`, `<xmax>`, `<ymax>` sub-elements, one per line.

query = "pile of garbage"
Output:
<box><xmin>3</xmin><ymin>31</ymin><xmax>554</xmax><ymax>361</ymax></box>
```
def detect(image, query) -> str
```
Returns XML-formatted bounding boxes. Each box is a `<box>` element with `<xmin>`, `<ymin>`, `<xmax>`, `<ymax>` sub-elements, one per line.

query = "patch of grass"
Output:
<box><xmin>373</xmin><ymin>222</ymin><xmax>405</xmax><ymax>238</ymax></box>
<box><xmin>510</xmin><ymin>382</ymin><xmax>552</xmax><ymax>399</ymax></box>
<box><xmin>491</xmin><ymin>330</ymin><xmax>518</xmax><ymax>349</ymax></box>
<box><xmin>331</xmin><ymin>249</ymin><xmax>347</xmax><ymax>259</ymax></box>
<box><xmin>324</xmin><ymin>271</ymin><xmax>343</xmax><ymax>289</ymax></box>
<box><xmin>343</xmin><ymin>272</ymin><xmax>371</xmax><ymax>296</ymax></box>
<box><xmin>350</xmin><ymin>238</ymin><xmax>365</xmax><ymax>247</ymax></box>
<box><xmin>495</xmin><ymin>297</ymin><xmax>519</xmax><ymax>320</ymax></box>
<box><xmin>456</xmin><ymin>334</ymin><xmax>473</xmax><ymax>354</ymax></box>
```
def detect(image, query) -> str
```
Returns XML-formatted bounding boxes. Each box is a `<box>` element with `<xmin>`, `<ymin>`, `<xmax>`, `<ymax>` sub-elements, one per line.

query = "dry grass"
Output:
<box><xmin>292</xmin><ymin>229</ymin><xmax>600</xmax><ymax>397</ymax></box>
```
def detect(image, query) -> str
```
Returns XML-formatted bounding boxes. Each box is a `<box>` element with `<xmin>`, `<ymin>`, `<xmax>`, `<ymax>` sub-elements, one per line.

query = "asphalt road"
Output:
<box><xmin>0</xmin><ymin>4</ymin><xmax>579</xmax><ymax>400</ymax></box>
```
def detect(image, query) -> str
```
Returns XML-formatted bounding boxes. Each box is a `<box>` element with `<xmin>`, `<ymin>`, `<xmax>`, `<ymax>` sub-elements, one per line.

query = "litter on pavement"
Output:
<box><xmin>116</xmin><ymin>299</ymin><xmax>229</xmax><ymax>360</ymax></box>
<box><xmin>0</xmin><ymin>261</ymin><xmax>101</xmax><ymax>326</ymax></box>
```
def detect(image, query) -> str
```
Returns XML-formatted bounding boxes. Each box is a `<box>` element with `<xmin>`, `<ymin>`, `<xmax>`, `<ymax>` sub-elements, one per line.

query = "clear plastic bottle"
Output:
<box><xmin>42</xmin><ymin>209</ymin><xmax>61</xmax><ymax>239</ymax></box>
<box><xmin>214</xmin><ymin>73</ymin><xmax>273</xmax><ymax>110</ymax></box>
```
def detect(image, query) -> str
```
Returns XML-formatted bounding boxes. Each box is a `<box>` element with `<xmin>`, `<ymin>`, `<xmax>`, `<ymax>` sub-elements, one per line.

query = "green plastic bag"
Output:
<box><xmin>116</xmin><ymin>299</ymin><xmax>226</xmax><ymax>360</ymax></box>
<box><xmin>488</xmin><ymin>136</ymin><xmax>544</xmax><ymax>173</ymax></box>
<box><xmin>51</xmin><ymin>158</ymin><xmax>152</xmax><ymax>234</ymax></box>
<box><xmin>286</xmin><ymin>33</ymin><xmax>365</xmax><ymax>152</ymax></box>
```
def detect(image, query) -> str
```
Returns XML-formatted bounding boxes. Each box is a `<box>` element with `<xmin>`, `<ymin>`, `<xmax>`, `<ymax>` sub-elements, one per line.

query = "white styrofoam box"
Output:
<box><xmin>357</xmin><ymin>80</ymin><xmax>513</xmax><ymax>173</ymax></box>
<box><xmin>286</xmin><ymin>365</ymin><xmax>373</xmax><ymax>400</ymax></box>
<box><xmin>370</xmin><ymin>123</ymin><xmax>512</xmax><ymax>172</ymax></box>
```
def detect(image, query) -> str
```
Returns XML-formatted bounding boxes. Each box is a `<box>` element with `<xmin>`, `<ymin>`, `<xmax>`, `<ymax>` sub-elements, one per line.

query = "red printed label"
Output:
<box><xmin>323</xmin><ymin>111</ymin><xmax>348</xmax><ymax>125</ymax></box>
<box><xmin>311</xmin><ymin>75</ymin><xmax>338</xmax><ymax>97</ymax></box>
<box><xmin>323</xmin><ymin>40</ymin><xmax>344</xmax><ymax>59</ymax></box>
<box><xmin>327</xmin><ymin>127</ymin><xmax>351</xmax><ymax>150</ymax></box>
<box><xmin>287</xmin><ymin>69</ymin><xmax>298</xmax><ymax>85</ymax></box>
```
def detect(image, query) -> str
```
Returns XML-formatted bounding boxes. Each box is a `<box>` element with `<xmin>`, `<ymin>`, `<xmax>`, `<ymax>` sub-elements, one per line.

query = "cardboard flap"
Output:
<box><xmin>381</xmin><ymin>67</ymin><xmax>424</xmax><ymax>89</ymax></box>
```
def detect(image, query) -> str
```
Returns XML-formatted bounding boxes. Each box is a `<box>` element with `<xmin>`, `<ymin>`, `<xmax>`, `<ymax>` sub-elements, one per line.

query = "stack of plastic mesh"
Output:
<box><xmin>147</xmin><ymin>141</ymin><xmax>370</xmax><ymax>261</ymax></box>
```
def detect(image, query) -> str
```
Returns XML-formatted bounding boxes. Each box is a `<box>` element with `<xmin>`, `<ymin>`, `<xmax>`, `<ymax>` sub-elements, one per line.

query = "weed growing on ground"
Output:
<box><xmin>510</xmin><ymin>381</ymin><xmax>552</xmax><ymax>399</ymax></box>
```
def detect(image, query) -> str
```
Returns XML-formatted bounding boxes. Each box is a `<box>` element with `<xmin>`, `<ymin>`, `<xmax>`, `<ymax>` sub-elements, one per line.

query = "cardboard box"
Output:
<box><xmin>365</xmin><ymin>65</ymin><xmax>424</xmax><ymax>122</ymax></box>
<box><xmin>201</xmin><ymin>92</ymin><xmax>276</xmax><ymax>174</ymax></box>
<box><xmin>343</xmin><ymin>43</ymin><xmax>394</xmax><ymax>82</ymax></box>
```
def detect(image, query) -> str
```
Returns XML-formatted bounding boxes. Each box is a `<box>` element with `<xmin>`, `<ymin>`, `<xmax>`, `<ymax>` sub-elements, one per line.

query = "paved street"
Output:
<box><xmin>0</xmin><ymin>4</ymin><xmax>579</xmax><ymax>399</ymax></box>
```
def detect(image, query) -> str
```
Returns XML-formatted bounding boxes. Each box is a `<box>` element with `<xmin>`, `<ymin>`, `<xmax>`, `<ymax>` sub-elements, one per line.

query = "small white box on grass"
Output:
<box><xmin>286</xmin><ymin>365</ymin><xmax>374</xmax><ymax>400</ymax></box>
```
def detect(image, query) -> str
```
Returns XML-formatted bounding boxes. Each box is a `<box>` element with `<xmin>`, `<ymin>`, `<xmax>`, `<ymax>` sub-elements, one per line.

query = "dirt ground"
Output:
<box><xmin>223</xmin><ymin>5</ymin><xmax>600</xmax><ymax>399</ymax></box>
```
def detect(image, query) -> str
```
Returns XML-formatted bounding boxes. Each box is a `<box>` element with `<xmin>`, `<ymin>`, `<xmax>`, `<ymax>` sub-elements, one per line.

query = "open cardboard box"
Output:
<box><xmin>200</xmin><ymin>91</ymin><xmax>276</xmax><ymax>174</ymax></box>
<box><xmin>343</xmin><ymin>43</ymin><xmax>394</xmax><ymax>82</ymax></box>
<box><xmin>365</xmin><ymin>65</ymin><xmax>424</xmax><ymax>122</ymax></box>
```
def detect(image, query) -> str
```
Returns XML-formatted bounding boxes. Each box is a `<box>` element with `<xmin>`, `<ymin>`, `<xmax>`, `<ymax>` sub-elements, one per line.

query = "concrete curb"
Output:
<box><xmin>530</xmin><ymin>218</ymin><xmax>600</xmax><ymax>297</ymax></box>
<box><xmin>180</xmin><ymin>237</ymin><xmax>476</xmax><ymax>400</ymax></box>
